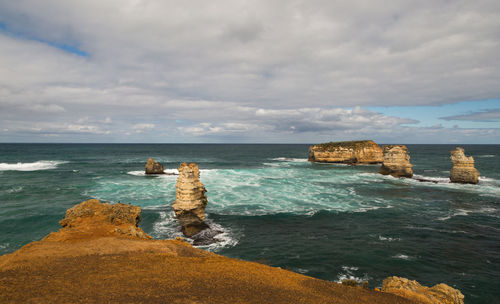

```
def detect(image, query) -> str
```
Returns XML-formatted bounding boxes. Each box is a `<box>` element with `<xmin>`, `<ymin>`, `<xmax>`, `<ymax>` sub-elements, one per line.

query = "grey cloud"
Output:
<box><xmin>440</xmin><ymin>109</ymin><xmax>500</xmax><ymax>122</ymax></box>
<box><xmin>0</xmin><ymin>1</ymin><xmax>499</xmax><ymax>143</ymax></box>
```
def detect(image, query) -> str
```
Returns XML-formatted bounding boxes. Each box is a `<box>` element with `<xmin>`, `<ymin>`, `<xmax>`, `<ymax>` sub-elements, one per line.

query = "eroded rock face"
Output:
<box><xmin>450</xmin><ymin>147</ymin><xmax>479</xmax><ymax>184</ymax></box>
<box><xmin>380</xmin><ymin>145</ymin><xmax>413</xmax><ymax>178</ymax></box>
<box><xmin>145</xmin><ymin>158</ymin><xmax>164</xmax><ymax>174</ymax></box>
<box><xmin>172</xmin><ymin>163</ymin><xmax>208</xmax><ymax>237</ymax></box>
<box><xmin>44</xmin><ymin>199</ymin><xmax>151</xmax><ymax>241</ymax></box>
<box><xmin>382</xmin><ymin>276</ymin><xmax>464</xmax><ymax>304</ymax></box>
<box><xmin>308</xmin><ymin>140</ymin><xmax>383</xmax><ymax>164</ymax></box>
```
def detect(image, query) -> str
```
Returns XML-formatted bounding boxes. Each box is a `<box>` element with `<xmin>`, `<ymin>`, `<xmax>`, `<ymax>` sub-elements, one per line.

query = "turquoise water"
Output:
<box><xmin>0</xmin><ymin>144</ymin><xmax>499</xmax><ymax>303</ymax></box>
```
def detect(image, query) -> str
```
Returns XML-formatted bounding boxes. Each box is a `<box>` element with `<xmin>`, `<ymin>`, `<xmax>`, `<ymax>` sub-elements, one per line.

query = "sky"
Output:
<box><xmin>0</xmin><ymin>0</ymin><xmax>499</xmax><ymax>144</ymax></box>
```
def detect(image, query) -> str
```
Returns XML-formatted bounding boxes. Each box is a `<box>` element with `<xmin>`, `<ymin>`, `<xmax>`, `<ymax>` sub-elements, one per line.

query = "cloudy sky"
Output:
<box><xmin>0</xmin><ymin>0</ymin><xmax>499</xmax><ymax>143</ymax></box>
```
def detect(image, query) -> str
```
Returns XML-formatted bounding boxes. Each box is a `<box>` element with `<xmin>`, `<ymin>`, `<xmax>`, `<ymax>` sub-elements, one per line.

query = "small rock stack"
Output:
<box><xmin>450</xmin><ymin>147</ymin><xmax>479</xmax><ymax>184</ymax></box>
<box><xmin>145</xmin><ymin>158</ymin><xmax>165</xmax><ymax>174</ymax></box>
<box><xmin>379</xmin><ymin>145</ymin><xmax>413</xmax><ymax>178</ymax></box>
<box><xmin>172</xmin><ymin>162</ymin><xmax>208</xmax><ymax>237</ymax></box>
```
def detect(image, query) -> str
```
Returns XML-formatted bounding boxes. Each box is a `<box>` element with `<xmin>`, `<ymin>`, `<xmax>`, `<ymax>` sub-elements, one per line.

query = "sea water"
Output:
<box><xmin>0</xmin><ymin>143</ymin><xmax>498</xmax><ymax>303</ymax></box>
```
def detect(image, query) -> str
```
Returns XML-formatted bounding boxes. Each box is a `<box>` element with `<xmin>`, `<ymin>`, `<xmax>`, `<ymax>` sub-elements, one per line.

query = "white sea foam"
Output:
<box><xmin>128</xmin><ymin>168</ymin><xmax>215</xmax><ymax>177</ymax></box>
<box><xmin>438</xmin><ymin>207</ymin><xmax>499</xmax><ymax>221</ymax></box>
<box><xmin>336</xmin><ymin>266</ymin><xmax>370</xmax><ymax>283</ymax></box>
<box><xmin>0</xmin><ymin>160</ymin><xmax>68</xmax><ymax>171</ymax></box>
<box><xmin>5</xmin><ymin>186</ymin><xmax>23</xmax><ymax>194</ymax></box>
<box><xmin>150</xmin><ymin>211</ymin><xmax>238</xmax><ymax>252</ymax></box>
<box><xmin>271</xmin><ymin>157</ymin><xmax>308</xmax><ymax>162</ymax></box>
<box><xmin>392</xmin><ymin>254</ymin><xmax>415</xmax><ymax>260</ymax></box>
<box><xmin>477</xmin><ymin>155</ymin><xmax>495</xmax><ymax>158</ymax></box>
<box><xmin>196</xmin><ymin>218</ymin><xmax>239</xmax><ymax>252</ymax></box>
<box><xmin>0</xmin><ymin>243</ymin><xmax>9</xmax><ymax>250</ymax></box>
<box><xmin>378</xmin><ymin>235</ymin><xmax>401</xmax><ymax>242</ymax></box>
<box><xmin>406</xmin><ymin>225</ymin><xmax>468</xmax><ymax>234</ymax></box>
<box><xmin>438</xmin><ymin>209</ymin><xmax>471</xmax><ymax>221</ymax></box>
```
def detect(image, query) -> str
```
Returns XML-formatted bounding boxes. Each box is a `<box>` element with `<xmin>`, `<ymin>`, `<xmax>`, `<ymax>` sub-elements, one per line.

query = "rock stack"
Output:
<box><xmin>379</xmin><ymin>145</ymin><xmax>413</xmax><ymax>178</ymax></box>
<box><xmin>145</xmin><ymin>158</ymin><xmax>165</xmax><ymax>174</ymax></box>
<box><xmin>450</xmin><ymin>147</ymin><xmax>479</xmax><ymax>184</ymax></box>
<box><xmin>172</xmin><ymin>162</ymin><xmax>208</xmax><ymax>237</ymax></box>
<box><xmin>308</xmin><ymin>140</ymin><xmax>383</xmax><ymax>164</ymax></box>
<box><xmin>382</xmin><ymin>276</ymin><xmax>464</xmax><ymax>304</ymax></box>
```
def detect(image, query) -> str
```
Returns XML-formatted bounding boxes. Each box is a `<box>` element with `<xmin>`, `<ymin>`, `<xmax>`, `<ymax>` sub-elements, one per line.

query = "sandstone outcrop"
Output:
<box><xmin>380</xmin><ymin>145</ymin><xmax>413</xmax><ymax>178</ymax></box>
<box><xmin>450</xmin><ymin>147</ymin><xmax>479</xmax><ymax>184</ymax></box>
<box><xmin>145</xmin><ymin>157</ymin><xmax>164</xmax><ymax>174</ymax></box>
<box><xmin>382</xmin><ymin>276</ymin><xmax>464</xmax><ymax>304</ymax></box>
<box><xmin>0</xmin><ymin>200</ymin><xmax>460</xmax><ymax>304</ymax></box>
<box><xmin>308</xmin><ymin>140</ymin><xmax>383</xmax><ymax>164</ymax></box>
<box><xmin>45</xmin><ymin>199</ymin><xmax>151</xmax><ymax>241</ymax></box>
<box><xmin>172</xmin><ymin>162</ymin><xmax>208</xmax><ymax>237</ymax></box>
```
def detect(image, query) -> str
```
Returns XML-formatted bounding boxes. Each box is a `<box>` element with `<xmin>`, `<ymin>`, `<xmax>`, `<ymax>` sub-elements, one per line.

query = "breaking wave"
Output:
<box><xmin>0</xmin><ymin>161</ymin><xmax>68</xmax><ymax>171</ymax></box>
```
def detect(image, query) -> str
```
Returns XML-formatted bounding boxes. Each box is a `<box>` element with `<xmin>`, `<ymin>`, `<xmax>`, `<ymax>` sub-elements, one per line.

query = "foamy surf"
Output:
<box><xmin>392</xmin><ymin>254</ymin><xmax>415</xmax><ymax>260</ymax></box>
<box><xmin>270</xmin><ymin>157</ymin><xmax>308</xmax><ymax>162</ymax></box>
<box><xmin>0</xmin><ymin>160</ymin><xmax>68</xmax><ymax>171</ymax></box>
<box><xmin>336</xmin><ymin>266</ymin><xmax>370</xmax><ymax>283</ymax></box>
<box><xmin>150</xmin><ymin>211</ymin><xmax>238</xmax><ymax>252</ymax></box>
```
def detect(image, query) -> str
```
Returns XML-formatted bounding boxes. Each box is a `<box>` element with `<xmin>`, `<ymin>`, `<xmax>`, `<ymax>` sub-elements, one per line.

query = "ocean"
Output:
<box><xmin>0</xmin><ymin>143</ymin><xmax>498</xmax><ymax>303</ymax></box>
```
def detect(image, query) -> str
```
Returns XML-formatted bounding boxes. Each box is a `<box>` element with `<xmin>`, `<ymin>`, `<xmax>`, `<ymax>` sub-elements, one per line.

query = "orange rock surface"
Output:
<box><xmin>308</xmin><ymin>140</ymin><xmax>383</xmax><ymax>164</ymax></box>
<box><xmin>0</xmin><ymin>199</ymin><xmax>429</xmax><ymax>303</ymax></box>
<box><xmin>382</xmin><ymin>276</ymin><xmax>464</xmax><ymax>304</ymax></box>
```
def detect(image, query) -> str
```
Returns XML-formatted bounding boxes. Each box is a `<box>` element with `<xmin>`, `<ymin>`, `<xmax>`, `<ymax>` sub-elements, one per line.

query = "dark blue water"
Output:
<box><xmin>0</xmin><ymin>144</ymin><xmax>499</xmax><ymax>303</ymax></box>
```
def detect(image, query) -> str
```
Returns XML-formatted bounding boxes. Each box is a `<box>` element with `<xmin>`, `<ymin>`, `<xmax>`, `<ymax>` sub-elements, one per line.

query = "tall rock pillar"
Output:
<box><xmin>450</xmin><ymin>147</ymin><xmax>479</xmax><ymax>184</ymax></box>
<box><xmin>172</xmin><ymin>162</ymin><xmax>208</xmax><ymax>237</ymax></box>
<box><xmin>380</xmin><ymin>145</ymin><xmax>413</xmax><ymax>178</ymax></box>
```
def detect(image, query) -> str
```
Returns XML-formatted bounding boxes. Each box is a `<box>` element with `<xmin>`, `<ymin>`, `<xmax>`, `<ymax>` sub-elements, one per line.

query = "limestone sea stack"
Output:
<box><xmin>382</xmin><ymin>276</ymin><xmax>464</xmax><ymax>304</ymax></box>
<box><xmin>308</xmin><ymin>140</ymin><xmax>383</xmax><ymax>164</ymax></box>
<box><xmin>145</xmin><ymin>157</ymin><xmax>165</xmax><ymax>174</ymax></box>
<box><xmin>172</xmin><ymin>162</ymin><xmax>208</xmax><ymax>237</ymax></box>
<box><xmin>450</xmin><ymin>147</ymin><xmax>479</xmax><ymax>184</ymax></box>
<box><xmin>379</xmin><ymin>145</ymin><xmax>413</xmax><ymax>178</ymax></box>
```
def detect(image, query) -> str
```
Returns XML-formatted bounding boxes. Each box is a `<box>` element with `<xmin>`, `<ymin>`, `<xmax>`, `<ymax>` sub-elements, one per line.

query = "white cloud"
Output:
<box><xmin>132</xmin><ymin>123</ymin><xmax>155</xmax><ymax>133</ymax></box>
<box><xmin>0</xmin><ymin>1</ymin><xmax>499</xmax><ymax>143</ymax></box>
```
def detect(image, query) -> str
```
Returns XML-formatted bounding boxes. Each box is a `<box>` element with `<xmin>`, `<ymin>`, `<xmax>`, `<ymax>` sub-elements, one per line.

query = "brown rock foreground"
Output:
<box><xmin>308</xmin><ymin>140</ymin><xmax>383</xmax><ymax>164</ymax></box>
<box><xmin>1</xmin><ymin>200</ymin><xmax>444</xmax><ymax>304</ymax></box>
<box><xmin>382</xmin><ymin>276</ymin><xmax>464</xmax><ymax>304</ymax></box>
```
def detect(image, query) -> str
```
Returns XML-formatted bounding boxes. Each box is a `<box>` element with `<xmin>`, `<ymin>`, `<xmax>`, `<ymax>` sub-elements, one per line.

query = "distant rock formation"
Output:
<box><xmin>145</xmin><ymin>158</ymin><xmax>164</xmax><ymax>174</ymax></box>
<box><xmin>45</xmin><ymin>199</ymin><xmax>151</xmax><ymax>241</ymax></box>
<box><xmin>308</xmin><ymin>140</ymin><xmax>383</xmax><ymax>164</ymax></box>
<box><xmin>450</xmin><ymin>147</ymin><xmax>479</xmax><ymax>184</ymax></box>
<box><xmin>379</xmin><ymin>145</ymin><xmax>413</xmax><ymax>178</ymax></box>
<box><xmin>382</xmin><ymin>276</ymin><xmax>464</xmax><ymax>304</ymax></box>
<box><xmin>172</xmin><ymin>163</ymin><xmax>209</xmax><ymax>237</ymax></box>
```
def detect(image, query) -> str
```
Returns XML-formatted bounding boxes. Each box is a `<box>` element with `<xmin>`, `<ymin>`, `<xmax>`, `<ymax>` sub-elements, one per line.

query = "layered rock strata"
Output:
<box><xmin>379</xmin><ymin>145</ymin><xmax>413</xmax><ymax>178</ymax></box>
<box><xmin>145</xmin><ymin>157</ymin><xmax>164</xmax><ymax>174</ymax></box>
<box><xmin>382</xmin><ymin>276</ymin><xmax>464</xmax><ymax>304</ymax></box>
<box><xmin>172</xmin><ymin>162</ymin><xmax>208</xmax><ymax>237</ymax></box>
<box><xmin>308</xmin><ymin>140</ymin><xmax>383</xmax><ymax>164</ymax></box>
<box><xmin>450</xmin><ymin>147</ymin><xmax>479</xmax><ymax>184</ymax></box>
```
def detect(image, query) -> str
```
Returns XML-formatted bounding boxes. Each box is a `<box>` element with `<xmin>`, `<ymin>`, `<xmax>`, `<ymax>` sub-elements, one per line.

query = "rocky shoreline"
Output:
<box><xmin>0</xmin><ymin>199</ymin><xmax>463</xmax><ymax>304</ymax></box>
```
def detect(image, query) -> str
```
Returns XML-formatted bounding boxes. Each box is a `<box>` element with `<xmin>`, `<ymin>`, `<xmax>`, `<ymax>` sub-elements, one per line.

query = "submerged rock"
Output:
<box><xmin>172</xmin><ymin>162</ymin><xmax>209</xmax><ymax>237</ymax></box>
<box><xmin>382</xmin><ymin>276</ymin><xmax>464</xmax><ymax>304</ymax></box>
<box><xmin>380</xmin><ymin>145</ymin><xmax>413</xmax><ymax>178</ymax></box>
<box><xmin>308</xmin><ymin>140</ymin><xmax>383</xmax><ymax>164</ymax></box>
<box><xmin>145</xmin><ymin>158</ymin><xmax>165</xmax><ymax>174</ymax></box>
<box><xmin>450</xmin><ymin>147</ymin><xmax>479</xmax><ymax>184</ymax></box>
